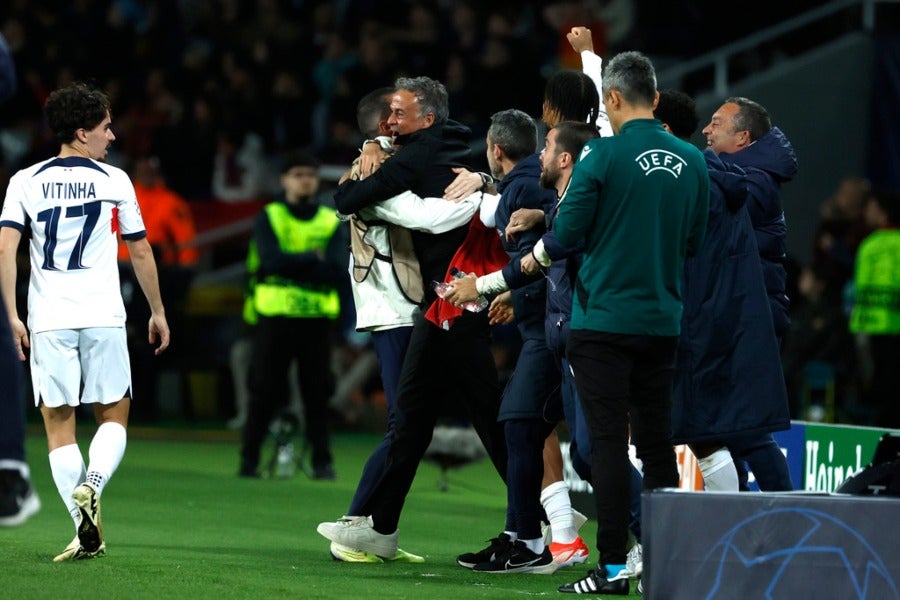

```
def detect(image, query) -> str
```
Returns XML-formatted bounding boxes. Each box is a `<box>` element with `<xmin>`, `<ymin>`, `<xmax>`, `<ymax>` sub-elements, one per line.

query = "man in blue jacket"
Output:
<box><xmin>702</xmin><ymin>97</ymin><xmax>798</xmax><ymax>491</ymax></box>
<box><xmin>659</xmin><ymin>90</ymin><xmax>791</xmax><ymax>491</ymax></box>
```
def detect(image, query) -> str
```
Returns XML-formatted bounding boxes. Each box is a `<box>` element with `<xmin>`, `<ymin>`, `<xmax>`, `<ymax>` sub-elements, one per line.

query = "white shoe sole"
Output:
<box><xmin>317</xmin><ymin>521</ymin><xmax>398</xmax><ymax>558</ymax></box>
<box><xmin>330</xmin><ymin>542</ymin><xmax>384</xmax><ymax>563</ymax></box>
<box><xmin>553</xmin><ymin>551</ymin><xmax>589</xmax><ymax>569</ymax></box>
<box><xmin>53</xmin><ymin>536</ymin><xmax>106</xmax><ymax>562</ymax></box>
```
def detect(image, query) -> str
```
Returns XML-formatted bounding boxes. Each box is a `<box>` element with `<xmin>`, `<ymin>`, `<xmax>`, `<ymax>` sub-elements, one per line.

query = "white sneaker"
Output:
<box><xmin>72</xmin><ymin>482</ymin><xmax>104</xmax><ymax>553</ymax></box>
<box><xmin>317</xmin><ymin>516</ymin><xmax>398</xmax><ymax>558</ymax></box>
<box><xmin>626</xmin><ymin>542</ymin><xmax>643</xmax><ymax>577</ymax></box>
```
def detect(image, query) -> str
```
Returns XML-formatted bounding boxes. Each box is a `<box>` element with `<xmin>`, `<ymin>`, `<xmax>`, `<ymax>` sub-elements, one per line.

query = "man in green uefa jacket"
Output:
<box><xmin>553</xmin><ymin>51</ymin><xmax>709</xmax><ymax>597</ymax></box>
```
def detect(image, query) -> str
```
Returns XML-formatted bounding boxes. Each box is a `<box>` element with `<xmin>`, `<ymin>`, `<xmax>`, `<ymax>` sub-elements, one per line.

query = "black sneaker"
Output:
<box><xmin>312</xmin><ymin>464</ymin><xmax>337</xmax><ymax>481</ymax></box>
<box><xmin>0</xmin><ymin>469</ymin><xmax>41</xmax><ymax>527</ymax></box>
<box><xmin>473</xmin><ymin>539</ymin><xmax>557</xmax><ymax>574</ymax></box>
<box><xmin>559</xmin><ymin>565</ymin><xmax>630</xmax><ymax>595</ymax></box>
<box><xmin>457</xmin><ymin>532</ymin><xmax>513</xmax><ymax>568</ymax></box>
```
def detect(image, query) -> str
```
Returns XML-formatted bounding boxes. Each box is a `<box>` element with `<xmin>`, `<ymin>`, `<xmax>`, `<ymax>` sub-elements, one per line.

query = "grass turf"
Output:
<box><xmin>3</xmin><ymin>429</ymin><xmax>642</xmax><ymax>599</ymax></box>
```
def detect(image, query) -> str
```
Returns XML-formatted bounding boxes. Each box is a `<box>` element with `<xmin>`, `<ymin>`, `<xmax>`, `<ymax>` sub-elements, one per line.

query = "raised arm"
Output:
<box><xmin>568</xmin><ymin>26</ymin><xmax>613</xmax><ymax>137</ymax></box>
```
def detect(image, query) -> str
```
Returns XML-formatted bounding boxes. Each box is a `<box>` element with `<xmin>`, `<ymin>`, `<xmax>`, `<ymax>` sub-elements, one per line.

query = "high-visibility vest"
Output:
<box><xmin>245</xmin><ymin>202</ymin><xmax>341</xmax><ymax>321</ymax></box>
<box><xmin>850</xmin><ymin>229</ymin><xmax>900</xmax><ymax>334</ymax></box>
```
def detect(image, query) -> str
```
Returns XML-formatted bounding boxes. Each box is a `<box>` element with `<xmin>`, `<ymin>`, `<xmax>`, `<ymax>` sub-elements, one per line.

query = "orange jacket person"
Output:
<box><xmin>117</xmin><ymin>156</ymin><xmax>198</xmax><ymax>266</ymax></box>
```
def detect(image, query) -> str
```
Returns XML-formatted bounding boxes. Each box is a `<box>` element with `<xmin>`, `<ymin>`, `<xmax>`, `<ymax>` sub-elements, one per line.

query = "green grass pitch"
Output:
<box><xmin>2</xmin><ymin>429</ymin><xmax>642</xmax><ymax>599</ymax></box>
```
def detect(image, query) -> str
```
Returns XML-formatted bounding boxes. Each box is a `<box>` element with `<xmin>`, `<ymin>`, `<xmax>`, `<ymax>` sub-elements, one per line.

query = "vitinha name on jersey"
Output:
<box><xmin>42</xmin><ymin>181</ymin><xmax>97</xmax><ymax>200</ymax></box>
<box><xmin>635</xmin><ymin>149</ymin><xmax>688</xmax><ymax>178</ymax></box>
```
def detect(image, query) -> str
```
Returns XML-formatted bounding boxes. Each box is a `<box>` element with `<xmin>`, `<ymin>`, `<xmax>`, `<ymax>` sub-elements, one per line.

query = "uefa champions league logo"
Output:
<box><xmin>698</xmin><ymin>508</ymin><xmax>898</xmax><ymax>599</ymax></box>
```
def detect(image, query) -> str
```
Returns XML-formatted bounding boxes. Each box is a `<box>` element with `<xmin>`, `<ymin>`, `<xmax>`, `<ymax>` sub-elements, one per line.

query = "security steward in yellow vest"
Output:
<box><xmin>239</xmin><ymin>151</ymin><xmax>348</xmax><ymax>479</ymax></box>
<box><xmin>849</xmin><ymin>188</ymin><xmax>900</xmax><ymax>428</ymax></box>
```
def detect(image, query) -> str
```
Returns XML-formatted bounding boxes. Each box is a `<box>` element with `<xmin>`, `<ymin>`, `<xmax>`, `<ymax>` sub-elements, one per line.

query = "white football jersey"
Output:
<box><xmin>0</xmin><ymin>156</ymin><xmax>146</xmax><ymax>333</ymax></box>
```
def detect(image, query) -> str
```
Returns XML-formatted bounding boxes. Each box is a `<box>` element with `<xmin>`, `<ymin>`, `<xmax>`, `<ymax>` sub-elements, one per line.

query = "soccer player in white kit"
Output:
<box><xmin>0</xmin><ymin>81</ymin><xmax>170</xmax><ymax>561</ymax></box>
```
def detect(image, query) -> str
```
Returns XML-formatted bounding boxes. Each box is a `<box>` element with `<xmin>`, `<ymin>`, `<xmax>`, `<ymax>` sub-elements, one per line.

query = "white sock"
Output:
<box><xmin>521</xmin><ymin>537</ymin><xmax>544</xmax><ymax>554</ymax></box>
<box><xmin>503</xmin><ymin>530</ymin><xmax>518</xmax><ymax>542</ymax></box>
<box><xmin>86</xmin><ymin>422</ymin><xmax>127</xmax><ymax>496</ymax></box>
<box><xmin>49</xmin><ymin>444</ymin><xmax>86</xmax><ymax>529</ymax></box>
<box><xmin>698</xmin><ymin>448</ymin><xmax>739</xmax><ymax>491</ymax></box>
<box><xmin>541</xmin><ymin>480</ymin><xmax>577</xmax><ymax>544</ymax></box>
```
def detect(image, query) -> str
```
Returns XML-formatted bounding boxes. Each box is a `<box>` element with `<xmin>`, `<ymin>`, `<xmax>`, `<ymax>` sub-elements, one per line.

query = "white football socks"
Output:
<box><xmin>521</xmin><ymin>537</ymin><xmax>545</xmax><ymax>554</ymax></box>
<box><xmin>698</xmin><ymin>447</ymin><xmax>739</xmax><ymax>491</ymax></box>
<box><xmin>541</xmin><ymin>480</ymin><xmax>577</xmax><ymax>544</ymax></box>
<box><xmin>85</xmin><ymin>422</ymin><xmax>127</xmax><ymax>496</ymax></box>
<box><xmin>49</xmin><ymin>443</ymin><xmax>86</xmax><ymax>528</ymax></box>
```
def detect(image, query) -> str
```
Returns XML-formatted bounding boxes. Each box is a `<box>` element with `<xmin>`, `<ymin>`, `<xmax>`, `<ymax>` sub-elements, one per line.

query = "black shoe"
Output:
<box><xmin>473</xmin><ymin>539</ymin><xmax>557</xmax><ymax>574</ymax></box>
<box><xmin>238</xmin><ymin>465</ymin><xmax>260</xmax><ymax>478</ymax></box>
<box><xmin>0</xmin><ymin>469</ymin><xmax>41</xmax><ymax>527</ymax></box>
<box><xmin>457</xmin><ymin>533</ymin><xmax>513</xmax><ymax>568</ymax></box>
<box><xmin>559</xmin><ymin>565</ymin><xmax>630</xmax><ymax>595</ymax></box>
<box><xmin>312</xmin><ymin>464</ymin><xmax>337</xmax><ymax>481</ymax></box>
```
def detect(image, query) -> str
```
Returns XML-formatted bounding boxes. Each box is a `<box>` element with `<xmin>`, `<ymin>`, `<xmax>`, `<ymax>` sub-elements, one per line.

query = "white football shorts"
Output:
<box><xmin>30</xmin><ymin>327</ymin><xmax>132</xmax><ymax>408</ymax></box>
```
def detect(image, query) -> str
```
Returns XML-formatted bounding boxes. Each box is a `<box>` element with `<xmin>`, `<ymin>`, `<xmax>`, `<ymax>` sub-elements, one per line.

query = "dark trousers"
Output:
<box><xmin>0</xmin><ymin>298</ymin><xmax>26</xmax><ymax>462</ymax></box>
<box><xmin>348</xmin><ymin>326</ymin><xmax>413</xmax><ymax>515</ymax></box>
<box><xmin>363</xmin><ymin>311</ymin><xmax>507</xmax><ymax>534</ymax></box>
<box><xmin>567</xmin><ymin>330</ymin><xmax>679</xmax><ymax>566</ymax></box>
<box><xmin>728</xmin><ymin>433</ymin><xmax>793</xmax><ymax>491</ymax></box>
<box><xmin>507</xmin><ymin>419</ymin><xmax>556</xmax><ymax>539</ymax></box>
<box><xmin>560</xmin><ymin>356</ymin><xmax>643</xmax><ymax>540</ymax></box>
<box><xmin>240</xmin><ymin>316</ymin><xmax>335</xmax><ymax>473</ymax></box>
<box><xmin>869</xmin><ymin>334</ymin><xmax>900</xmax><ymax>428</ymax></box>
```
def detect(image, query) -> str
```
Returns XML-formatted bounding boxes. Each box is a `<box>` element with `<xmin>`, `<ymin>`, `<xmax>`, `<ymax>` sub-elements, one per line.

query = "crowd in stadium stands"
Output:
<box><xmin>0</xmin><ymin>0</ymin><xmax>819</xmax><ymax>203</ymax></box>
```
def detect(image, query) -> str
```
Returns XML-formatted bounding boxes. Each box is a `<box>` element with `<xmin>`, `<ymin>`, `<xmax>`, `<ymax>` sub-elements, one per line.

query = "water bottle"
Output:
<box><xmin>432</xmin><ymin>267</ymin><xmax>489</xmax><ymax>313</ymax></box>
<box><xmin>275</xmin><ymin>442</ymin><xmax>295</xmax><ymax>478</ymax></box>
<box><xmin>270</xmin><ymin>414</ymin><xmax>297</xmax><ymax>479</ymax></box>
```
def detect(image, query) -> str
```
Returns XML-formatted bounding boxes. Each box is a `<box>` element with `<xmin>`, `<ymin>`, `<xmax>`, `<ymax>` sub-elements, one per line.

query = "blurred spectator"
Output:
<box><xmin>311</xmin><ymin>32</ymin><xmax>357</xmax><ymax>149</ymax></box>
<box><xmin>156</xmin><ymin>93</ymin><xmax>219</xmax><ymax>200</ymax></box>
<box><xmin>781</xmin><ymin>265</ymin><xmax>857</xmax><ymax>420</ymax></box>
<box><xmin>118</xmin><ymin>155</ymin><xmax>199</xmax><ymax>267</ymax></box>
<box><xmin>118</xmin><ymin>155</ymin><xmax>198</xmax><ymax>422</ymax></box>
<box><xmin>811</xmin><ymin>176</ymin><xmax>873</xmax><ymax>287</ymax></box>
<box><xmin>543</xmin><ymin>1</ymin><xmax>611</xmax><ymax>68</ymax></box>
<box><xmin>338</xmin><ymin>25</ymin><xmax>397</xmax><ymax>115</ymax></box>
<box><xmin>211</xmin><ymin>127</ymin><xmax>275</xmax><ymax>202</ymax></box>
<box><xmin>849</xmin><ymin>188</ymin><xmax>900</xmax><ymax>428</ymax></box>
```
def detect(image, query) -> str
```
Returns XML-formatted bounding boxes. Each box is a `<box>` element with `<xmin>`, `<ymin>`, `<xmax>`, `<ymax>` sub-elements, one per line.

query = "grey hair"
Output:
<box><xmin>724</xmin><ymin>96</ymin><xmax>772</xmax><ymax>142</ymax></box>
<box><xmin>488</xmin><ymin>109</ymin><xmax>538</xmax><ymax>162</ymax></box>
<box><xmin>394</xmin><ymin>76</ymin><xmax>449</xmax><ymax>124</ymax></box>
<box><xmin>602</xmin><ymin>51</ymin><xmax>657</xmax><ymax>108</ymax></box>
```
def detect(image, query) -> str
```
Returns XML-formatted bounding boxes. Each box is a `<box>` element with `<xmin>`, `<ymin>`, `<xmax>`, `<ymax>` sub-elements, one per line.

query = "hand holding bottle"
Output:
<box><xmin>433</xmin><ymin>268</ymin><xmax>489</xmax><ymax>312</ymax></box>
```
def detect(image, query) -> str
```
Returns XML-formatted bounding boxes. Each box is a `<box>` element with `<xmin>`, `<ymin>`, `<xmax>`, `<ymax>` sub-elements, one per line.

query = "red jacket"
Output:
<box><xmin>425</xmin><ymin>216</ymin><xmax>507</xmax><ymax>330</ymax></box>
